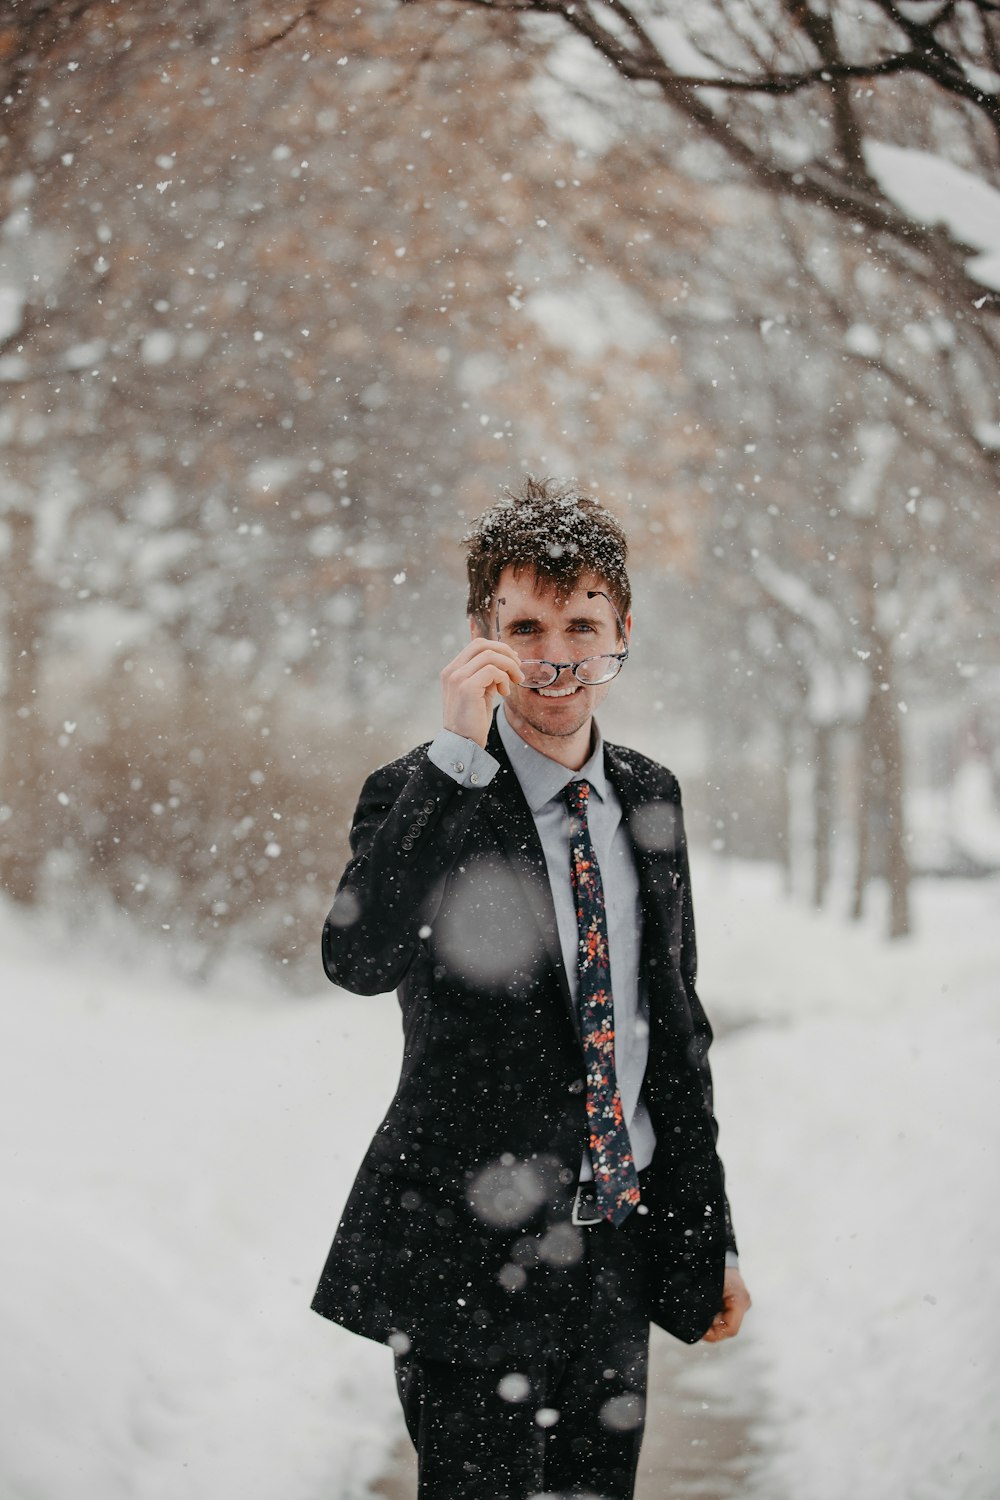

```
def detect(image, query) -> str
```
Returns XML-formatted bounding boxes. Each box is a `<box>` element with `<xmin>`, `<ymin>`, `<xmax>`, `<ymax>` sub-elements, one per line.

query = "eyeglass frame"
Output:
<box><xmin>493</xmin><ymin>588</ymin><xmax>630</xmax><ymax>689</ymax></box>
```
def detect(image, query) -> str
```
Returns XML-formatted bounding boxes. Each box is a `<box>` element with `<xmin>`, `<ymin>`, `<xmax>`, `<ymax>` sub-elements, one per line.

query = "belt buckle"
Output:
<box><xmin>571</xmin><ymin>1184</ymin><xmax>603</xmax><ymax>1227</ymax></box>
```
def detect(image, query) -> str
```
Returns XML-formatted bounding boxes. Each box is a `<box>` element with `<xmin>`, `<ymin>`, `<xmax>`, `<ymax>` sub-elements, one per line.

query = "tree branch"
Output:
<box><xmin>870</xmin><ymin>0</ymin><xmax>1000</xmax><ymax>134</ymax></box>
<box><xmin>249</xmin><ymin>3</ymin><xmax>322</xmax><ymax>51</ymax></box>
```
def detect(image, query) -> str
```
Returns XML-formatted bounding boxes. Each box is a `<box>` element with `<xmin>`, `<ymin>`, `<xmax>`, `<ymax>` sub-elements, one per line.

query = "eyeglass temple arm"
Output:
<box><xmin>586</xmin><ymin>590</ymin><xmax>628</xmax><ymax>648</ymax></box>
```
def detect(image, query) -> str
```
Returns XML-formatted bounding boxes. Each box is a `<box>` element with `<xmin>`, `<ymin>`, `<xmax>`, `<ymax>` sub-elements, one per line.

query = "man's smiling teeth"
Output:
<box><xmin>537</xmin><ymin>683</ymin><xmax>580</xmax><ymax>697</ymax></box>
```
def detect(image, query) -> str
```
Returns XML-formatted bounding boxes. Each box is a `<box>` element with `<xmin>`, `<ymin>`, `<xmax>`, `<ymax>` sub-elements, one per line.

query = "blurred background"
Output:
<box><xmin>3</xmin><ymin>0</ymin><xmax>1000</xmax><ymax>981</ymax></box>
<box><xmin>2</xmin><ymin>3</ymin><xmax>999</xmax><ymax>1498</ymax></box>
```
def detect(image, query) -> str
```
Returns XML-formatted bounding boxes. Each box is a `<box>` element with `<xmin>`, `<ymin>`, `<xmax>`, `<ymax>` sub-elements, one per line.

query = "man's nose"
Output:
<box><xmin>541</xmin><ymin>634</ymin><xmax>575</xmax><ymax>660</ymax></box>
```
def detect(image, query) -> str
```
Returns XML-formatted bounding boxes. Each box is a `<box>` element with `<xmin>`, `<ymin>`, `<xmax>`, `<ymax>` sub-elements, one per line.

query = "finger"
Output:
<box><xmin>472</xmin><ymin>633</ymin><xmax>523</xmax><ymax>660</ymax></box>
<box><xmin>722</xmin><ymin>1302</ymin><xmax>746</xmax><ymax>1338</ymax></box>
<box><xmin>476</xmin><ymin>643</ymin><xmax>525</xmax><ymax>676</ymax></box>
<box><xmin>723</xmin><ymin>1299</ymin><xmax>748</xmax><ymax>1337</ymax></box>
<box><xmin>443</xmin><ymin>644</ymin><xmax>523</xmax><ymax>678</ymax></box>
<box><xmin>464</xmin><ymin>663</ymin><xmax>519</xmax><ymax>698</ymax></box>
<box><xmin>448</xmin><ymin>651</ymin><xmax>525</xmax><ymax>686</ymax></box>
<box><xmin>707</xmin><ymin>1297</ymin><xmax>745</xmax><ymax>1341</ymax></box>
<box><xmin>445</xmin><ymin>637</ymin><xmax>524</xmax><ymax>672</ymax></box>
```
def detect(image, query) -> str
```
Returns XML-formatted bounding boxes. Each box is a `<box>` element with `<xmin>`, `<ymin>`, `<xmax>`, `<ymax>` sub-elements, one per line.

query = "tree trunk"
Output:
<box><xmin>870</xmin><ymin>637</ymin><xmax>911</xmax><ymax>938</ymax></box>
<box><xmin>812</xmin><ymin>721</ymin><xmax>833</xmax><ymax>909</ymax></box>
<box><xmin>0</xmin><ymin>509</ymin><xmax>47</xmax><ymax>905</ymax></box>
<box><xmin>851</xmin><ymin>646</ymin><xmax>911</xmax><ymax>936</ymax></box>
<box><xmin>851</xmin><ymin>706</ymin><xmax>872</xmax><ymax>922</ymax></box>
<box><xmin>779</xmin><ymin>713</ymin><xmax>794</xmax><ymax>897</ymax></box>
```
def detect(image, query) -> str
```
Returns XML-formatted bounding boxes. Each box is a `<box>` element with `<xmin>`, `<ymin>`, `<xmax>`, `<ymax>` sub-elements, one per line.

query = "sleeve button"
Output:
<box><xmin>470</xmin><ymin>772</ymin><xmax>479</xmax><ymax>785</ymax></box>
<box><xmin>423</xmin><ymin>800</ymin><xmax>435</xmax><ymax>814</ymax></box>
<box><xmin>454</xmin><ymin>761</ymin><xmax>465</xmax><ymax>774</ymax></box>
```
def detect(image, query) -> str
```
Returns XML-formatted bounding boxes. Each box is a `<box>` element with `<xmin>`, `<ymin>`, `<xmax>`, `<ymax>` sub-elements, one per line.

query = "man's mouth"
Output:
<box><xmin>535</xmin><ymin>683</ymin><xmax>581</xmax><ymax>698</ymax></box>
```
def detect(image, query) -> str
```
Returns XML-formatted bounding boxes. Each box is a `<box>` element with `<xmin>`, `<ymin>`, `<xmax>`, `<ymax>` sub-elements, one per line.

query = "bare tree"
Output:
<box><xmin>0</xmin><ymin>0</ymin><xmax>722</xmax><ymax>972</ymax></box>
<box><xmin>375</xmin><ymin>0</ymin><xmax>1000</xmax><ymax>935</ymax></box>
<box><xmin>409</xmin><ymin>1</ymin><xmax>1000</xmax><ymax>314</ymax></box>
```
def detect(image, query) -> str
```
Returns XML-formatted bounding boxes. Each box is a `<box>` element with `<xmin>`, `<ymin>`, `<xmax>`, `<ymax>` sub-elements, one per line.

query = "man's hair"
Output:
<box><xmin>463</xmin><ymin>475</ymin><xmax>631</xmax><ymax>628</ymax></box>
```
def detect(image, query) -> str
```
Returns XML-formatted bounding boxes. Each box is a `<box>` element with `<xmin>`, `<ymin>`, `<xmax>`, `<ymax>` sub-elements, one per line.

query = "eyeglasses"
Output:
<box><xmin>494</xmin><ymin>589</ymin><xmax>629</xmax><ymax>689</ymax></box>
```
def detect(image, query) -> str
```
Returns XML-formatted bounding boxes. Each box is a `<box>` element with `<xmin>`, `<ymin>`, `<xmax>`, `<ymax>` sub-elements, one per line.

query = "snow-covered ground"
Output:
<box><xmin>702</xmin><ymin>866</ymin><xmax>1000</xmax><ymax>1500</ymax></box>
<box><xmin>1</xmin><ymin>857</ymin><xmax>998</xmax><ymax>1500</ymax></box>
<box><xmin>0</xmin><ymin>907</ymin><xmax>404</xmax><ymax>1500</ymax></box>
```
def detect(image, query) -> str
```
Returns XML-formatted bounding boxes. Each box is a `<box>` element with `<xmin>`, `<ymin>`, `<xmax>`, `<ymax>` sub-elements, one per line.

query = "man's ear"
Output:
<box><xmin>468</xmin><ymin>614</ymin><xmax>480</xmax><ymax>640</ymax></box>
<box><xmin>622</xmin><ymin>609</ymin><xmax>633</xmax><ymax>645</ymax></box>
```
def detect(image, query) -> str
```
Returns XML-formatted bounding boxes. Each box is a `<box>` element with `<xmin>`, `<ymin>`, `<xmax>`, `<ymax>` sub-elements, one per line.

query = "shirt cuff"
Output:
<box><xmin>427</xmin><ymin>730</ymin><xmax>501</xmax><ymax>789</ymax></box>
<box><xmin>724</xmin><ymin>1249</ymin><xmax>740</xmax><ymax>1271</ymax></box>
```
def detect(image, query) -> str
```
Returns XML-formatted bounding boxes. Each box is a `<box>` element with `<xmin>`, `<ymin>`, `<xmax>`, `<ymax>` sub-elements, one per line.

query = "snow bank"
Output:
<box><xmin>0</xmin><ymin>905</ymin><xmax>403</xmax><ymax>1500</ymax></box>
<box><xmin>694</xmin><ymin>858</ymin><xmax>1000</xmax><ymax>1500</ymax></box>
<box><xmin>690</xmin><ymin>852</ymin><xmax>999</xmax><ymax>1028</ymax></box>
<box><xmin>716</xmin><ymin>985</ymin><xmax>1000</xmax><ymax>1499</ymax></box>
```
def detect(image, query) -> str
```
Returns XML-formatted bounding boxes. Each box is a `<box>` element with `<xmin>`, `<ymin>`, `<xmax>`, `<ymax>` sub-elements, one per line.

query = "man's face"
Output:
<box><xmin>481</xmin><ymin>565</ymin><xmax>632</xmax><ymax>746</ymax></box>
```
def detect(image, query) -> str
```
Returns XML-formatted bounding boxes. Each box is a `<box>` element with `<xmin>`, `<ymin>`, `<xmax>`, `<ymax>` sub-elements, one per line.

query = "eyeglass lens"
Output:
<box><xmin>518</xmin><ymin>658</ymin><xmax>621</xmax><ymax>687</ymax></box>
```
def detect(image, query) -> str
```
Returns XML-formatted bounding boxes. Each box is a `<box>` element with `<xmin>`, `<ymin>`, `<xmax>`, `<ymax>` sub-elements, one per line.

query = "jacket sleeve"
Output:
<box><xmin>672</xmin><ymin>776</ymin><xmax>739</xmax><ymax>1258</ymax></box>
<box><xmin>321</xmin><ymin>748</ymin><xmax>490</xmax><ymax>996</ymax></box>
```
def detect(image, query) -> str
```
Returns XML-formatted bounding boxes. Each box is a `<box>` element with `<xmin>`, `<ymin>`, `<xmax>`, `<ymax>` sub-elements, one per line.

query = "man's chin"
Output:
<box><xmin>510</xmin><ymin>691</ymin><xmax>592</xmax><ymax>738</ymax></box>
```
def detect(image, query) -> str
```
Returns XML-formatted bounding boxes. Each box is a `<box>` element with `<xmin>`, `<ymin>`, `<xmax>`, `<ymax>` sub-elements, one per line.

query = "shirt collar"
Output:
<box><xmin>496</xmin><ymin>701</ymin><xmax>608</xmax><ymax>814</ymax></box>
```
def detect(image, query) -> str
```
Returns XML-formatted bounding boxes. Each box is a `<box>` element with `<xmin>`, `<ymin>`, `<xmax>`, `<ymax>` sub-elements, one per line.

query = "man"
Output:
<box><xmin>312</xmin><ymin>477</ymin><xmax>750</xmax><ymax>1500</ymax></box>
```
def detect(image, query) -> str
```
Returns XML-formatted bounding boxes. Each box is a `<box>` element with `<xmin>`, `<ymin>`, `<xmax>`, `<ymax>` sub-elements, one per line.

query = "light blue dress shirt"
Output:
<box><xmin>427</xmin><ymin>702</ymin><xmax>656</xmax><ymax>1182</ymax></box>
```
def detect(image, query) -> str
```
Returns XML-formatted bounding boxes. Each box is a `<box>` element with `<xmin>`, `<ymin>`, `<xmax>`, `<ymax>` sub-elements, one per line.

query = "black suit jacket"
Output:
<box><xmin>311</xmin><ymin>713</ymin><xmax>735</xmax><ymax>1365</ymax></box>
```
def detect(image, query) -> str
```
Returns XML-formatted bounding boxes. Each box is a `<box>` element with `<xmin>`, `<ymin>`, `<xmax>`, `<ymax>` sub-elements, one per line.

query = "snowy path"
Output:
<box><xmin>637</xmin><ymin>1333</ymin><xmax>772</xmax><ymax>1500</ymax></box>
<box><xmin>371</xmin><ymin>1014</ymin><xmax>778</xmax><ymax>1500</ymax></box>
<box><xmin>1</xmin><ymin>861</ymin><xmax>998</xmax><ymax>1500</ymax></box>
<box><xmin>371</xmin><ymin>1320</ymin><xmax>774</xmax><ymax>1500</ymax></box>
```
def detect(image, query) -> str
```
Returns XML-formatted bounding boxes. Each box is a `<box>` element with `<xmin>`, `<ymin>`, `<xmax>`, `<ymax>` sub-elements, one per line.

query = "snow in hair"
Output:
<box><xmin>463</xmin><ymin>475</ymin><xmax>631</xmax><ymax>621</ymax></box>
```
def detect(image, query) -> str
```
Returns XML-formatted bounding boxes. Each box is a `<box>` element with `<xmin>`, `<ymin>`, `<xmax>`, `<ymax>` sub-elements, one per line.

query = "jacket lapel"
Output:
<box><xmin>482</xmin><ymin>715</ymin><xmax>575</xmax><ymax>1022</ymax></box>
<box><xmin>478</xmin><ymin>721</ymin><xmax>682</xmax><ymax>1031</ymax></box>
<box><xmin>603</xmin><ymin>743</ymin><xmax>682</xmax><ymax>944</ymax></box>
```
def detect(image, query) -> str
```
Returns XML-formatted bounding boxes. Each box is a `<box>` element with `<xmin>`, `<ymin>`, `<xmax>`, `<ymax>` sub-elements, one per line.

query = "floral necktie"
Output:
<box><xmin>564</xmin><ymin>779</ymin><xmax>641</xmax><ymax>1226</ymax></box>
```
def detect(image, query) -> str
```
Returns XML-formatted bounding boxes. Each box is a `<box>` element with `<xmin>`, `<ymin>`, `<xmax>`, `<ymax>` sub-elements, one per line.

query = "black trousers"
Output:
<box><xmin>394</xmin><ymin>1198</ymin><xmax>651</xmax><ymax>1500</ymax></box>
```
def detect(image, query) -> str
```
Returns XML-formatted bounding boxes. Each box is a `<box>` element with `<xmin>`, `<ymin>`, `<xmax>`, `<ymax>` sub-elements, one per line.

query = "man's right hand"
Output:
<box><xmin>441</xmin><ymin>637</ymin><xmax>524</xmax><ymax>748</ymax></box>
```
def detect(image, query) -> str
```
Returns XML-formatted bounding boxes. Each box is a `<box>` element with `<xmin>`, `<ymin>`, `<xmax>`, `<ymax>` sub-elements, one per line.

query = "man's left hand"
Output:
<box><xmin>702</xmin><ymin>1268</ymin><xmax>751</xmax><ymax>1342</ymax></box>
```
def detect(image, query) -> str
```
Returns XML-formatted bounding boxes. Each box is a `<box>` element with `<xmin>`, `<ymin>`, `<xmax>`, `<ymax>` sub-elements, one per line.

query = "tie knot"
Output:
<box><xmin>564</xmin><ymin>779</ymin><xmax>591</xmax><ymax>815</ymax></box>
